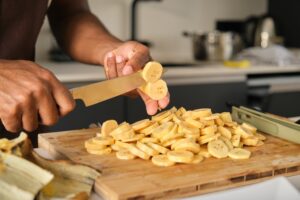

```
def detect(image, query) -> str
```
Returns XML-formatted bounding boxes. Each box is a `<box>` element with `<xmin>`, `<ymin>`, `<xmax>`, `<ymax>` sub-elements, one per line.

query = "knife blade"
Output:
<box><xmin>70</xmin><ymin>70</ymin><xmax>146</xmax><ymax>106</ymax></box>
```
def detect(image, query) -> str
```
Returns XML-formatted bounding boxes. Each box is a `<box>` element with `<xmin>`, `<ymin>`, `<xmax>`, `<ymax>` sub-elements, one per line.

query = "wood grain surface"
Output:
<box><xmin>38</xmin><ymin>128</ymin><xmax>300</xmax><ymax>200</ymax></box>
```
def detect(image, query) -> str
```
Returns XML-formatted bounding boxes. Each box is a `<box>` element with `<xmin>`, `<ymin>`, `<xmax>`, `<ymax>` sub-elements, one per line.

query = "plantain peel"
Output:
<box><xmin>32</xmin><ymin>151</ymin><xmax>100</xmax><ymax>185</ymax></box>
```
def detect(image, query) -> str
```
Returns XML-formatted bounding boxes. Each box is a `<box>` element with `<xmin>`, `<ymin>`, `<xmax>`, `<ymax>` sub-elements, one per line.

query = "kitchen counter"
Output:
<box><xmin>38</xmin><ymin>61</ymin><xmax>300</xmax><ymax>85</ymax></box>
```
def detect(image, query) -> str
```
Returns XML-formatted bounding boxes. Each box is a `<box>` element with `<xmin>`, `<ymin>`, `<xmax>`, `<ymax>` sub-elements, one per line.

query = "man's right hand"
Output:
<box><xmin>0</xmin><ymin>60</ymin><xmax>75</xmax><ymax>133</ymax></box>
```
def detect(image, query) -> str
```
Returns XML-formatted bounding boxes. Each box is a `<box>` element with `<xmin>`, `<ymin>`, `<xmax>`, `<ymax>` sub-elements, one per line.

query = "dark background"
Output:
<box><xmin>268</xmin><ymin>0</ymin><xmax>300</xmax><ymax>47</ymax></box>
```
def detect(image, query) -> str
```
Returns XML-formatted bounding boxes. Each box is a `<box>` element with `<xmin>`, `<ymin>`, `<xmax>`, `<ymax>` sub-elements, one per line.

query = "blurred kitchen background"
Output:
<box><xmin>36</xmin><ymin>0</ymin><xmax>300</xmax><ymax>131</ymax></box>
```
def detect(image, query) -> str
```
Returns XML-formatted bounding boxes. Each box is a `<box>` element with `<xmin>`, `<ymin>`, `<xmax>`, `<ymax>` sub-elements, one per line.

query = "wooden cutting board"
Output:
<box><xmin>38</xmin><ymin>128</ymin><xmax>300</xmax><ymax>200</ymax></box>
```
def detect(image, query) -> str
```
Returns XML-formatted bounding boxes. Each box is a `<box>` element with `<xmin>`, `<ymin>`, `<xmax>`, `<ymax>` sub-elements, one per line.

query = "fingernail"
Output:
<box><xmin>122</xmin><ymin>65</ymin><xmax>133</xmax><ymax>75</ymax></box>
<box><xmin>159</xmin><ymin>96</ymin><xmax>170</xmax><ymax>109</ymax></box>
<box><xmin>147</xmin><ymin>107</ymin><xmax>157</xmax><ymax>115</ymax></box>
<box><xmin>116</xmin><ymin>56</ymin><xmax>123</xmax><ymax>64</ymax></box>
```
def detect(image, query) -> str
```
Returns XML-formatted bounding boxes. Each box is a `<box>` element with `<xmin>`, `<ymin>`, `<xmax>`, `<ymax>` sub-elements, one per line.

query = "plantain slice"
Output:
<box><xmin>228</xmin><ymin>148</ymin><xmax>251</xmax><ymax>159</ymax></box>
<box><xmin>152</xmin><ymin>155</ymin><xmax>175</xmax><ymax>167</ymax></box>
<box><xmin>86</xmin><ymin>147</ymin><xmax>112</xmax><ymax>155</ymax></box>
<box><xmin>132</xmin><ymin>119</ymin><xmax>151</xmax><ymax>131</ymax></box>
<box><xmin>101</xmin><ymin>120</ymin><xmax>118</xmax><ymax>137</ymax></box>
<box><xmin>116</xmin><ymin>150</ymin><xmax>136</xmax><ymax>160</ymax></box>
<box><xmin>207</xmin><ymin>139</ymin><xmax>229</xmax><ymax>158</ymax></box>
<box><xmin>191</xmin><ymin>154</ymin><xmax>204</xmax><ymax>164</ymax></box>
<box><xmin>147</xmin><ymin>142</ymin><xmax>169</xmax><ymax>154</ymax></box>
<box><xmin>142</xmin><ymin>61</ymin><xmax>163</xmax><ymax>83</ymax></box>
<box><xmin>167</xmin><ymin>150</ymin><xmax>194</xmax><ymax>163</ymax></box>
<box><xmin>141</xmin><ymin>79</ymin><xmax>168</xmax><ymax>101</ymax></box>
<box><xmin>136</xmin><ymin>142</ymin><xmax>158</xmax><ymax>156</ymax></box>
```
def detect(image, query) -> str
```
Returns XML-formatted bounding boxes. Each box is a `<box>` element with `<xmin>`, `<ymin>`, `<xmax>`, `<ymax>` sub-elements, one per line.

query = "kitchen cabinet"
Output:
<box><xmin>266</xmin><ymin>91</ymin><xmax>300</xmax><ymax>117</ymax></box>
<box><xmin>247</xmin><ymin>73</ymin><xmax>300</xmax><ymax>117</ymax></box>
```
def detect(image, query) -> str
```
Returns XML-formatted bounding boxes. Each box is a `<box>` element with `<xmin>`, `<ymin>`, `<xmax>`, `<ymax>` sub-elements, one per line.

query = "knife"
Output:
<box><xmin>70</xmin><ymin>70</ymin><xmax>146</xmax><ymax>106</ymax></box>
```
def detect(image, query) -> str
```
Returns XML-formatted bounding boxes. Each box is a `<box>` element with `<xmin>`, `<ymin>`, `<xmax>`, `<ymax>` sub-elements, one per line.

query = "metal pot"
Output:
<box><xmin>183</xmin><ymin>31</ymin><xmax>243</xmax><ymax>61</ymax></box>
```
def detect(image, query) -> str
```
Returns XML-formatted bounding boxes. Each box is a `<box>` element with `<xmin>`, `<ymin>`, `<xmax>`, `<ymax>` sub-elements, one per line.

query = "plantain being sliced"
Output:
<box><xmin>142</xmin><ymin>61</ymin><xmax>163</xmax><ymax>83</ymax></box>
<box><xmin>140</xmin><ymin>79</ymin><xmax>168</xmax><ymax>101</ymax></box>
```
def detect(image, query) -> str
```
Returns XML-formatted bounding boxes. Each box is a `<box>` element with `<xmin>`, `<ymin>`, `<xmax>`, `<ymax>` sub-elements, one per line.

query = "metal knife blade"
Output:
<box><xmin>70</xmin><ymin>71</ymin><xmax>146</xmax><ymax>106</ymax></box>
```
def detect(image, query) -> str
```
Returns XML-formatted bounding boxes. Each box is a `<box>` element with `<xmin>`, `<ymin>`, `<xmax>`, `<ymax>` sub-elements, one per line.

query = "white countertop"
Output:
<box><xmin>37</xmin><ymin>61</ymin><xmax>300</xmax><ymax>84</ymax></box>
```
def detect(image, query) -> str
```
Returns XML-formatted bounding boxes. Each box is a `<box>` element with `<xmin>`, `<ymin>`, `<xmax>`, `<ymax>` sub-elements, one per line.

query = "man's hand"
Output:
<box><xmin>103</xmin><ymin>41</ymin><xmax>170</xmax><ymax>115</ymax></box>
<box><xmin>48</xmin><ymin>2</ymin><xmax>169</xmax><ymax>115</ymax></box>
<box><xmin>0</xmin><ymin>60</ymin><xmax>75</xmax><ymax>133</ymax></box>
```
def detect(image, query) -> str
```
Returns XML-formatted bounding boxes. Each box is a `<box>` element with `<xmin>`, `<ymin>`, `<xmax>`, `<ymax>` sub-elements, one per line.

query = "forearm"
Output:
<box><xmin>48</xmin><ymin>2</ymin><xmax>122</xmax><ymax>65</ymax></box>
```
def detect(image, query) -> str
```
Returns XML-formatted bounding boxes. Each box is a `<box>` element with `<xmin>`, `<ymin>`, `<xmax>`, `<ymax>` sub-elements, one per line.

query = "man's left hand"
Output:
<box><xmin>103</xmin><ymin>41</ymin><xmax>170</xmax><ymax>115</ymax></box>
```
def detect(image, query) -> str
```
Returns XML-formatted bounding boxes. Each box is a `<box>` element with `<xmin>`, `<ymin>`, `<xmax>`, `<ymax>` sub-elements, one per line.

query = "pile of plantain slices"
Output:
<box><xmin>85</xmin><ymin>107</ymin><xmax>266</xmax><ymax>167</ymax></box>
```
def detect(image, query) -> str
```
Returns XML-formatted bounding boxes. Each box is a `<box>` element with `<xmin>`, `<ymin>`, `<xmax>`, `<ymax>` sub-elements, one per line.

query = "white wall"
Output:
<box><xmin>36</xmin><ymin>0</ymin><xmax>267</xmax><ymax>62</ymax></box>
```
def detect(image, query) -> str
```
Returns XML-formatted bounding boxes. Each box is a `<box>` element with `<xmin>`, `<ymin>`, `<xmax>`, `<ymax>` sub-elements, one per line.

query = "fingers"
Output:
<box><xmin>37</xmin><ymin>88</ymin><xmax>60</xmax><ymax>126</ymax></box>
<box><xmin>52</xmin><ymin>86</ymin><xmax>75</xmax><ymax>117</ymax></box>
<box><xmin>105</xmin><ymin>52</ymin><xmax>117</xmax><ymax>79</ymax></box>
<box><xmin>125</xmin><ymin>51</ymin><xmax>150</xmax><ymax>71</ymax></box>
<box><xmin>22</xmin><ymin>103</ymin><xmax>38</xmax><ymax>132</ymax></box>
<box><xmin>137</xmin><ymin>89</ymin><xmax>159</xmax><ymax>115</ymax></box>
<box><xmin>158</xmin><ymin>92</ymin><xmax>170</xmax><ymax>109</ymax></box>
<box><xmin>0</xmin><ymin>95</ymin><xmax>23</xmax><ymax>133</ymax></box>
<box><xmin>38</xmin><ymin>68</ymin><xmax>75</xmax><ymax>118</ymax></box>
<box><xmin>137</xmin><ymin>89</ymin><xmax>170</xmax><ymax>116</ymax></box>
<box><xmin>50</xmin><ymin>77</ymin><xmax>75</xmax><ymax>117</ymax></box>
<box><xmin>116</xmin><ymin>55</ymin><xmax>126</xmax><ymax>76</ymax></box>
<box><xmin>1</xmin><ymin>114</ymin><xmax>22</xmax><ymax>133</ymax></box>
<box><xmin>0</xmin><ymin>87</ymin><xmax>38</xmax><ymax>132</ymax></box>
